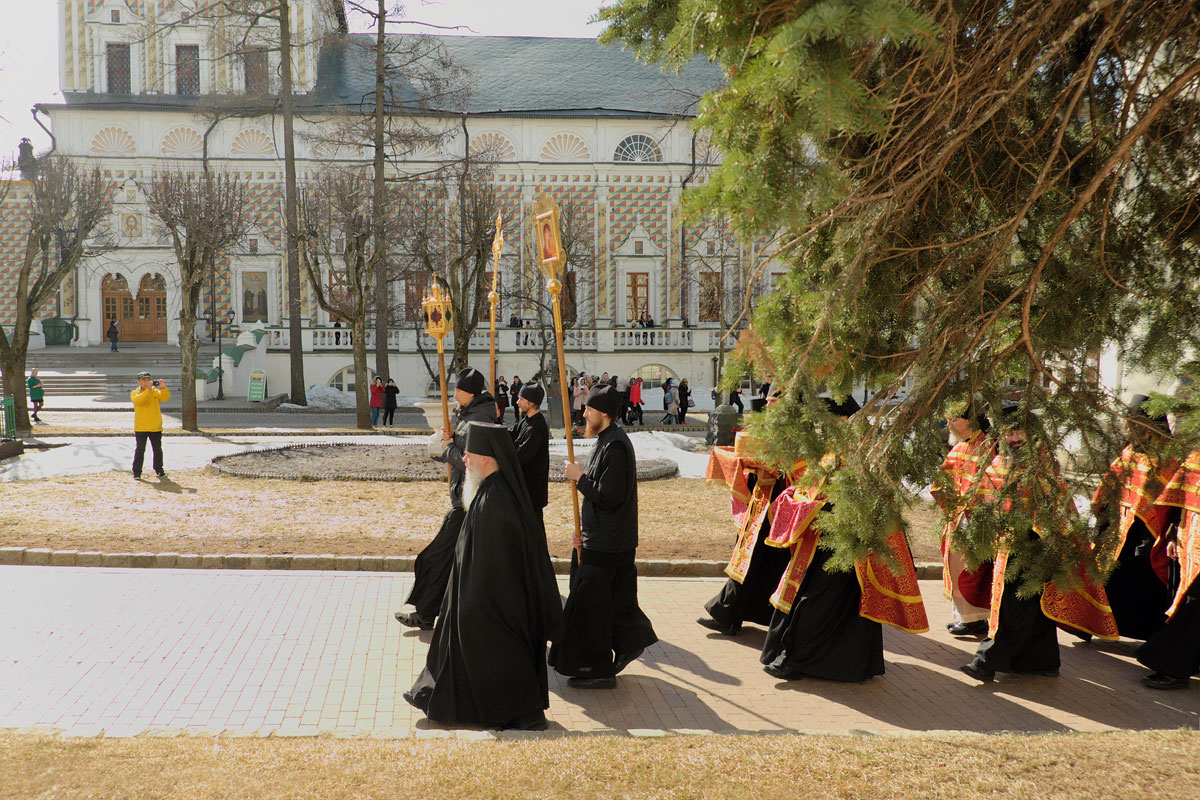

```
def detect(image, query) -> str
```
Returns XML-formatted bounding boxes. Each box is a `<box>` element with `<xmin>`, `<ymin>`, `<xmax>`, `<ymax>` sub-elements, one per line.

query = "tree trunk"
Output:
<box><xmin>0</xmin><ymin>345</ymin><xmax>30</xmax><ymax>434</ymax></box>
<box><xmin>0</xmin><ymin>316</ymin><xmax>32</xmax><ymax>433</ymax></box>
<box><xmin>280</xmin><ymin>0</ymin><xmax>307</xmax><ymax>405</ymax></box>
<box><xmin>352</xmin><ymin>317</ymin><xmax>371</xmax><ymax>430</ymax></box>
<box><xmin>179</xmin><ymin>309</ymin><xmax>199</xmax><ymax>432</ymax></box>
<box><xmin>372</xmin><ymin>0</ymin><xmax>390</xmax><ymax>382</ymax></box>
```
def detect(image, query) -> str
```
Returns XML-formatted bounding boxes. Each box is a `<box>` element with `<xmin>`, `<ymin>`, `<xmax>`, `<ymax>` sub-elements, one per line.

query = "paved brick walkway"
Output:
<box><xmin>0</xmin><ymin>566</ymin><xmax>1194</xmax><ymax>737</ymax></box>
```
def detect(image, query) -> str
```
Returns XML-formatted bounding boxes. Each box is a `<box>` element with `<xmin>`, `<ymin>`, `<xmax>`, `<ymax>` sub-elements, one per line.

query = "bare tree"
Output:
<box><xmin>143</xmin><ymin>171</ymin><xmax>252</xmax><ymax>431</ymax></box>
<box><xmin>0</xmin><ymin>159</ymin><xmax>114</xmax><ymax>433</ymax></box>
<box><xmin>401</xmin><ymin>158</ymin><xmax>502</xmax><ymax>373</ymax></box>
<box><xmin>296</xmin><ymin>170</ymin><xmax>380</xmax><ymax>429</ymax></box>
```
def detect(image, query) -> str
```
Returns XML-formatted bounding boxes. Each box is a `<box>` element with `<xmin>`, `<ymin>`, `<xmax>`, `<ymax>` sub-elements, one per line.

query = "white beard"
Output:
<box><xmin>462</xmin><ymin>464</ymin><xmax>483</xmax><ymax>508</ymax></box>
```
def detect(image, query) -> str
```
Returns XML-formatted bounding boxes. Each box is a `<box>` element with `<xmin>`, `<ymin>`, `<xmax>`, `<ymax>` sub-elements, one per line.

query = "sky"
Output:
<box><xmin>0</xmin><ymin>0</ymin><xmax>613</xmax><ymax>156</ymax></box>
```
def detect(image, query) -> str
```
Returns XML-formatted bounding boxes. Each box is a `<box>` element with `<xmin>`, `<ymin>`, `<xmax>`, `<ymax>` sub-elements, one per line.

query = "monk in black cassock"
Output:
<box><xmin>550</xmin><ymin>385</ymin><xmax>658</xmax><ymax>689</ymax></box>
<box><xmin>511</xmin><ymin>382</ymin><xmax>550</xmax><ymax>528</ymax></box>
<box><xmin>758</xmin><ymin>397</ymin><xmax>886</xmax><ymax>682</ymax></box>
<box><xmin>395</xmin><ymin>367</ymin><xmax>497</xmax><ymax>630</ymax></box>
<box><xmin>404</xmin><ymin>422</ymin><xmax>563</xmax><ymax>729</ymax></box>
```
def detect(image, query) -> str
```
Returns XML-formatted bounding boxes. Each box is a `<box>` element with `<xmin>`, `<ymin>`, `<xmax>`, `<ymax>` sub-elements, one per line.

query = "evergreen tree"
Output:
<box><xmin>600</xmin><ymin>0</ymin><xmax>1200</xmax><ymax>587</ymax></box>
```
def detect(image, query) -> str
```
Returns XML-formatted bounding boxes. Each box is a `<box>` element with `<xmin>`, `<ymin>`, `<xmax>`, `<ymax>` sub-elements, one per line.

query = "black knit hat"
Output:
<box><xmin>518</xmin><ymin>382</ymin><xmax>545</xmax><ymax>406</ymax></box>
<box><xmin>586</xmin><ymin>385</ymin><xmax>622</xmax><ymax>418</ymax></box>
<box><xmin>456</xmin><ymin>367</ymin><xmax>486</xmax><ymax>396</ymax></box>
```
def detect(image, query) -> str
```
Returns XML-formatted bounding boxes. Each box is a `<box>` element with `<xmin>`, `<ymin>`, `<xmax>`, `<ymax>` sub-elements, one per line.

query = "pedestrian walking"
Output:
<box><xmin>369</xmin><ymin>376</ymin><xmax>384</xmax><ymax>427</ymax></box>
<box><xmin>131</xmin><ymin>371</ymin><xmax>169</xmax><ymax>479</ymax></box>
<box><xmin>661</xmin><ymin>378</ymin><xmax>679</xmax><ymax>425</ymax></box>
<box><xmin>107</xmin><ymin>319</ymin><xmax>120</xmax><ymax>352</ymax></box>
<box><xmin>677</xmin><ymin>378</ymin><xmax>691</xmax><ymax>425</ymax></box>
<box><xmin>510</xmin><ymin>376</ymin><xmax>523</xmax><ymax>423</ymax></box>
<box><xmin>27</xmin><ymin>368</ymin><xmax>44</xmax><ymax>424</ymax></box>
<box><xmin>382</xmin><ymin>379</ymin><xmax>400</xmax><ymax>427</ymax></box>
<box><xmin>496</xmin><ymin>377</ymin><xmax>509</xmax><ymax>421</ymax></box>
<box><xmin>729</xmin><ymin>385</ymin><xmax>744</xmax><ymax>414</ymax></box>
<box><xmin>572</xmin><ymin>377</ymin><xmax>587</xmax><ymax>427</ymax></box>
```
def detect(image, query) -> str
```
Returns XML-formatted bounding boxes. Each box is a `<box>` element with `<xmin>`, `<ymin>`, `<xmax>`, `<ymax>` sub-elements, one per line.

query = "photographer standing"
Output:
<box><xmin>131</xmin><ymin>371</ymin><xmax>170</xmax><ymax>479</ymax></box>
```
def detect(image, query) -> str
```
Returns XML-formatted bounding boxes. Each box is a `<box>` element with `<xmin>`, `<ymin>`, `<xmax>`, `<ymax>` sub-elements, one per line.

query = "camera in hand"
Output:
<box><xmin>152</xmin><ymin>380</ymin><xmax>161</xmax><ymax>387</ymax></box>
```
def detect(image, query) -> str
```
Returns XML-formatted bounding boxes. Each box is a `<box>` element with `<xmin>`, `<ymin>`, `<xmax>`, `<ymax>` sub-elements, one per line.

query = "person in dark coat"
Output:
<box><xmin>395</xmin><ymin>367</ymin><xmax>498</xmax><ymax>630</ymax></box>
<box><xmin>404</xmin><ymin>422</ymin><xmax>563</xmax><ymax>729</ymax></box>
<box><xmin>107</xmin><ymin>319</ymin><xmax>120</xmax><ymax>352</ymax></box>
<box><xmin>550</xmin><ymin>385</ymin><xmax>658</xmax><ymax>689</ymax></box>
<box><xmin>510</xmin><ymin>376</ymin><xmax>523</xmax><ymax>423</ymax></box>
<box><xmin>511</xmin><ymin>383</ymin><xmax>550</xmax><ymax>527</ymax></box>
<box><xmin>677</xmin><ymin>378</ymin><xmax>691</xmax><ymax>425</ymax></box>
<box><xmin>381</xmin><ymin>379</ymin><xmax>400</xmax><ymax>427</ymax></box>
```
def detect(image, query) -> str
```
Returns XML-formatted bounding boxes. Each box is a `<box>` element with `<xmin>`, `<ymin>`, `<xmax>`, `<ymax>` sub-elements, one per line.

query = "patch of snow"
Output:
<box><xmin>279</xmin><ymin>384</ymin><xmax>357</xmax><ymax>410</ymax></box>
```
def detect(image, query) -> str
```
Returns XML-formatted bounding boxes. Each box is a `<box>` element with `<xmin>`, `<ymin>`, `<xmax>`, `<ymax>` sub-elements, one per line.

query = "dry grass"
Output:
<box><xmin>0</xmin><ymin>730</ymin><xmax>1195</xmax><ymax>799</ymax></box>
<box><xmin>0</xmin><ymin>471</ymin><xmax>944</xmax><ymax>562</ymax></box>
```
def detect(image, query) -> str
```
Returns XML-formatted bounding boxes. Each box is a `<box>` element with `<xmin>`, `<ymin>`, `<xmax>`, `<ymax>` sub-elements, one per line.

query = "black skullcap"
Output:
<box><xmin>821</xmin><ymin>395</ymin><xmax>861</xmax><ymax>418</ymax></box>
<box><xmin>948</xmin><ymin>398</ymin><xmax>991</xmax><ymax>433</ymax></box>
<box><xmin>1129</xmin><ymin>395</ymin><xmax>1171</xmax><ymax>436</ymax></box>
<box><xmin>586</xmin><ymin>385</ymin><xmax>622</xmax><ymax>418</ymax></box>
<box><xmin>518</xmin><ymin>382</ymin><xmax>545</xmax><ymax>406</ymax></box>
<box><xmin>464</xmin><ymin>421</ymin><xmax>513</xmax><ymax>459</ymax></box>
<box><xmin>456</xmin><ymin>367</ymin><xmax>486</xmax><ymax>396</ymax></box>
<box><xmin>993</xmin><ymin>404</ymin><xmax>1022</xmax><ymax>428</ymax></box>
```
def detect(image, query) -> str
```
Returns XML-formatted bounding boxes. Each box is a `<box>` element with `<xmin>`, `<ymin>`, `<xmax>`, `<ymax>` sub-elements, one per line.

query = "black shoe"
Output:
<box><xmin>763</xmin><ymin>662</ymin><xmax>802</xmax><ymax>681</ymax></box>
<box><xmin>613</xmin><ymin>648</ymin><xmax>644</xmax><ymax>675</ymax></box>
<box><xmin>959</xmin><ymin>662</ymin><xmax>995</xmax><ymax>682</ymax></box>
<box><xmin>395</xmin><ymin>610</ymin><xmax>435</xmax><ymax>630</ymax></box>
<box><xmin>1142</xmin><ymin>672</ymin><xmax>1190</xmax><ymax>690</ymax></box>
<box><xmin>402</xmin><ymin>688</ymin><xmax>430</xmax><ymax>712</ymax></box>
<box><xmin>948</xmin><ymin>620</ymin><xmax>989</xmax><ymax>637</ymax></box>
<box><xmin>696</xmin><ymin>617</ymin><xmax>736</xmax><ymax>635</ymax></box>
<box><xmin>156</xmin><ymin>471</ymin><xmax>167</xmax><ymax>478</ymax></box>
<box><xmin>503</xmin><ymin>711</ymin><xmax>549</xmax><ymax>731</ymax></box>
<box><xmin>132</xmin><ymin>473</ymin><xmax>142</xmax><ymax>480</ymax></box>
<box><xmin>567</xmin><ymin>676</ymin><xmax>616</xmax><ymax>690</ymax></box>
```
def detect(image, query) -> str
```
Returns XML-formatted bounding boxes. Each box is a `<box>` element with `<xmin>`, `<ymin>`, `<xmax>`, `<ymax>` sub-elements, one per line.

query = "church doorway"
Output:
<box><xmin>102</xmin><ymin>272</ymin><xmax>168</xmax><ymax>342</ymax></box>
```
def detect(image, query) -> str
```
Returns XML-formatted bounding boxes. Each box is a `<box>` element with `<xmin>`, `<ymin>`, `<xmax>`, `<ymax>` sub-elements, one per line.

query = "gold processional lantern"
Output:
<box><xmin>422</xmin><ymin>282</ymin><xmax>453</xmax><ymax>481</ymax></box>
<box><xmin>488</xmin><ymin>213</ymin><xmax>504</xmax><ymax>392</ymax></box>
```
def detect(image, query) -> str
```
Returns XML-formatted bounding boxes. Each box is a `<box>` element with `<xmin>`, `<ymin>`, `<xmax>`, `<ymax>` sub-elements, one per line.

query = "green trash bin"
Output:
<box><xmin>1</xmin><ymin>396</ymin><xmax>15</xmax><ymax>440</ymax></box>
<box><xmin>41</xmin><ymin>318</ymin><xmax>75</xmax><ymax>346</ymax></box>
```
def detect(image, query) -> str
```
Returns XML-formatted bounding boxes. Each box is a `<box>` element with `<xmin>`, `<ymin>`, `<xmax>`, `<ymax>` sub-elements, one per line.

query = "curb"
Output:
<box><xmin>0</xmin><ymin>546</ymin><xmax>943</xmax><ymax>580</ymax></box>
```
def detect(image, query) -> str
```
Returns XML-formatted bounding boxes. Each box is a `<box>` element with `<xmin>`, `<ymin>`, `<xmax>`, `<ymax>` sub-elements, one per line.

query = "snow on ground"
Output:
<box><xmin>279</xmin><ymin>385</ymin><xmax>358</xmax><ymax>410</ymax></box>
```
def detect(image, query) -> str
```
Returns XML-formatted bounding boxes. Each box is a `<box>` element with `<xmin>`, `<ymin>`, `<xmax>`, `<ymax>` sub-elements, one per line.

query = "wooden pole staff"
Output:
<box><xmin>423</xmin><ymin>282</ymin><xmax>453</xmax><ymax>483</ymax></box>
<box><xmin>534</xmin><ymin>193</ymin><xmax>581</xmax><ymax>556</ymax></box>
<box><xmin>488</xmin><ymin>212</ymin><xmax>503</xmax><ymax>394</ymax></box>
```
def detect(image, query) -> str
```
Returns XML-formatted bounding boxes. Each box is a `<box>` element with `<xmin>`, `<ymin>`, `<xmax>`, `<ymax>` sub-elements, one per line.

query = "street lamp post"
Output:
<box><xmin>216</xmin><ymin>310</ymin><xmax>235</xmax><ymax>400</ymax></box>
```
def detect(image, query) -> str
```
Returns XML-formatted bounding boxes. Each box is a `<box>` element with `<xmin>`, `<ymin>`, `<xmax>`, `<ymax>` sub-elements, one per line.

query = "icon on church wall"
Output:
<box><xmin>242</xmin><ymin>271</ymin><xmax>269</xmax><ymax>323</ymax></box>
<box><xmin>121</xmin><ymin>213</ymin><xmax>142</xmax><ymax>239</ymax></box>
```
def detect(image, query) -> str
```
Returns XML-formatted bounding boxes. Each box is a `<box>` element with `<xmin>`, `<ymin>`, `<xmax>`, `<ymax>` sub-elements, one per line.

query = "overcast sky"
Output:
<box><xmin>0</xmin><ymin>0</ymin><xmax>613</xmax><ymax>157</ymax></box>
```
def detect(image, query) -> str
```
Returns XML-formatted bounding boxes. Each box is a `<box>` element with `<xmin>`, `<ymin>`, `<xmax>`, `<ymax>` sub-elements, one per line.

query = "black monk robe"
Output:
<box><xmin>407</xmin><ymin>470</ymin><xmax>562</xmax><ymax>728</ymax></box>
<box><xmin>549</xmin><ymin>422</ymin><xmax>658</xmax><ymax>678</ymax></box>
<box><xmin>405</xmin><ymin>391</ymin><xmax>498</xmax><ymax>619</ymax></box>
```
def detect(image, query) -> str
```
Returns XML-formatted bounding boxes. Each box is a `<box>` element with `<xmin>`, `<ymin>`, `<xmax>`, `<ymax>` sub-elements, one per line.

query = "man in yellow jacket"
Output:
<box><xmin>131</xmin><ymin>371</ymin><xmax>170</xmax><ymax>479</ymax></box>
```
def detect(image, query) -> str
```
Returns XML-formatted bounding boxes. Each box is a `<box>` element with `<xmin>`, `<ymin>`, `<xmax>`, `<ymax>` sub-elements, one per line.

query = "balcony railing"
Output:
<box><xmin>263</xmin><ymin>325</ymin><xmax>721</xmax><ymax>353</ymax></box>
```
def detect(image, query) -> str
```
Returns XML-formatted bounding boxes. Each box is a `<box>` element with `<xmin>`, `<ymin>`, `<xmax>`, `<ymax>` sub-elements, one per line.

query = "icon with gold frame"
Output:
<box><xmin>534</xmin><ymin>207</ymin><xmax>563</xmax><ymax>278</ymax></box>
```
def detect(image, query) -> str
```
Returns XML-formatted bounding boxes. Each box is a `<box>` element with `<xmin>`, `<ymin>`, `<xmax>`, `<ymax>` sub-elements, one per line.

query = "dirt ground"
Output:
<box><xmin>0</xmin><ymin>470</ymin><xmax>945</xmax><ymax>562</ymax></box>
<box><xmin>1</xmin><ymin>730</ymin><xmax>1195</xmax><ymax>800</ymax></box>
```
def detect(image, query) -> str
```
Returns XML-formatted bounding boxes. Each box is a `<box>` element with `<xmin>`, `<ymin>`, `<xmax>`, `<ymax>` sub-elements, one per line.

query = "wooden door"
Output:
<box><xmin>103</xmin><ymin>273</ymin><xmax>167</xmax><ymax>342</ymax></box>
<box><xmin>626</xmin><ymin>272</ymin><xmax>649</xmax><ymax>324</ymax></box>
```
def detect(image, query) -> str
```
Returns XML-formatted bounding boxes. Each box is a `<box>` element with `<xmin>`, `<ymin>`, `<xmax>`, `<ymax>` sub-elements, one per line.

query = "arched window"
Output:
<box><xmin>328</xmin><ymin>365</ymin><xmax>375</xmax><ymax>393</ymax></box>
<box><xmin>630</xmin><ymin>364</ymin><xmax>676</xmax><ymax>389</ymax></box>
<box><xmin>614</xmin><ymin>134</ymin><xmax>663</xmax><ymax>163</ymax></box>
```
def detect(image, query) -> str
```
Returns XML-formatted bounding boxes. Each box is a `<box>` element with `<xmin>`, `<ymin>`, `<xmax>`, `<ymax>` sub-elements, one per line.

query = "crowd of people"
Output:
<box><xmin>389</xmin><ymin>371</ymin><xmax>1195</xmax><ymax>731</ymax></box>
<box><xmin>700</xmin><ymin>393</ymin><xmax>1198</xmax><ymax>691</ymax></box>
<box><xmin>395</xmin><ymin>367</ymin><xmax>656</xmax><ymax>729</ymax></box>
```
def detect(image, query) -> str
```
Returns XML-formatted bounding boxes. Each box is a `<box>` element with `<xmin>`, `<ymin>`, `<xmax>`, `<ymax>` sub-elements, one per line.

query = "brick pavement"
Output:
<box><xmin>0</xmin><ymin>566</ymin><xmax>1194</xmax><ymax>737</ymax></box>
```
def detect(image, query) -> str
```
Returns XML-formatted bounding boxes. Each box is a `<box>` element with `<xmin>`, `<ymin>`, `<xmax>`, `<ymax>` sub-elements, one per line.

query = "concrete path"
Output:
<box><xmin>0</xmin><ymin>566</ymin><xmax>1193</xmax><ymax>737</ymax></box>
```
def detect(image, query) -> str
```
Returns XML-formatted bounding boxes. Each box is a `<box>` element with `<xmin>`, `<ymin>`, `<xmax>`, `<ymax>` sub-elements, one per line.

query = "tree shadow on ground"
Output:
<box><xmin>550</xmin><ymin>672</ymin><xmax>732</xmax><ymax>732</ymax></box>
